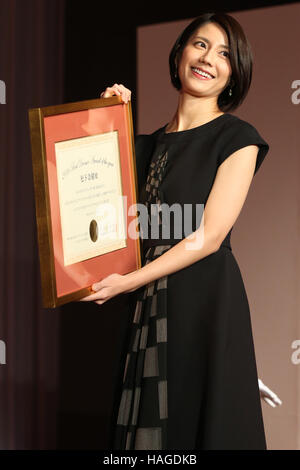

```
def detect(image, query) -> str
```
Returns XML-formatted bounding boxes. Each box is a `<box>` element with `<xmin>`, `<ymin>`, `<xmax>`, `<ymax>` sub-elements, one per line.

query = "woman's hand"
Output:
<box><xmin>100</xmin><ymin>83</ymin><xmax>131</xmax><ymax>104</ymax></box>
<box><xmin>80</xmin><ymin>272</ymin><xmax>138</xmax><ymax>305</ymax></box>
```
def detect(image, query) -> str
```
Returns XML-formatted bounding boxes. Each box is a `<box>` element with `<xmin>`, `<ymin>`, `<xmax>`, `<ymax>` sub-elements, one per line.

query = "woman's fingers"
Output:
<box><xmin>100</xmin><ymin>87</ymin><xmax>119</xmax><ymax>98</ymax></box>
<box><xmin>80</xmin><ymin>291</ymin><xmax>105</xmax><ymax>302</ymax></box>
<box><xmin>100</xmin><ymin>83</ymin><xmax>131</xmax><ymax>103</ymax></box>
<box><xmin>80</xmin><ymin>285</ymin><xmax>108</xmax><ymax>302</ymax></box>
<box><xmin>78</xmin><ymin>273</ymin><xmax>127</xmax><ymax>305</ymax></box>
<box><xmin>117</xmin><ymin>84</ymin><xmax>131</xmax><ymax>103</ymax></box>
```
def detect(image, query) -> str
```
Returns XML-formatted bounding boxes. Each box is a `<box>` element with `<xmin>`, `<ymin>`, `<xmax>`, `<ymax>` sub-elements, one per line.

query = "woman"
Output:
<box><xmin>82</xmin><ymin>12</ymin><xmax>270</xmax><ymax>450</ymax></box>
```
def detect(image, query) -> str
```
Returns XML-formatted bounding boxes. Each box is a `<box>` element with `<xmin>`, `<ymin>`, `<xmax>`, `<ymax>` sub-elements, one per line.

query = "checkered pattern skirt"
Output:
<box><xmin>113</xmin><ymin>244</ymin><xmax>172</xmax><ymax>450</ymax></box>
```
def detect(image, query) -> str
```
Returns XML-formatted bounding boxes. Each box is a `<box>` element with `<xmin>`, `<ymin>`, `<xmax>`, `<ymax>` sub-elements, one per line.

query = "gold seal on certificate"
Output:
<box><xmin>89</xmin><ymin>220</ymin><xmax>98</xmax><ymax>242</ymax></box>
<box><xmin>28</xmin><ymin>96</ymin><xmax>141</xmax><ymax>308</ymax></box>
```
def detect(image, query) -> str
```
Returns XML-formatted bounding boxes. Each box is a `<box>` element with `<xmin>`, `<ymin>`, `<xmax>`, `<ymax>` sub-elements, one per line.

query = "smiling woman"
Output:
<box><xmin>91</xmin><ymin>11</ymin><xmax>270</xmax><ymax>450</ymax></box>
<box><xmin>169</xmin><ymin>13</ymin><xmax>253</xmax><ymax>113</ymax></box>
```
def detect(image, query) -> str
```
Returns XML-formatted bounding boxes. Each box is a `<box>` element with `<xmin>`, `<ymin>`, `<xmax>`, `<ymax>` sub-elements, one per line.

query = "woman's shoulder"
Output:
<box><xmin>217</xmin><ymin>113</ymin><xmax>270</xmax><ymax>175</ymax></box>
<box><xmin>219</xmin><ymin>113</ymin><xmax>268</xmax><ymax>146</ymax></box>
<box><xmin>222</xmin><ymin>113</ymin><xmax>260</xmax><ymax>132</ymax></box>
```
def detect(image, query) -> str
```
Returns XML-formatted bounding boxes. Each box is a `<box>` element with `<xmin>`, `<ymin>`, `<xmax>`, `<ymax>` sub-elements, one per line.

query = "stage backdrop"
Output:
<box><xmin>137</xmin><ymin>4</ymin><xmax>300</xmax><ymax>450</ymax></box>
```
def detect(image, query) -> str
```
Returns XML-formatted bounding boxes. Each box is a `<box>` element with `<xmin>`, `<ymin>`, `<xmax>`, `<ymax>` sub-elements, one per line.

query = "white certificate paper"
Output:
<box><xmin>55</xmin><ymin>131</ymin><xmax>127</xmax><ymax>266</ymax></box>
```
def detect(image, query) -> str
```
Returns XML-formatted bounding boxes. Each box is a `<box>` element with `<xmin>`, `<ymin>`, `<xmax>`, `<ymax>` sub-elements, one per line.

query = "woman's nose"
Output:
<box><xmin>199</xmin><ymin>48</ymin><xmax>214</xmax><ymax>65</ymax></box>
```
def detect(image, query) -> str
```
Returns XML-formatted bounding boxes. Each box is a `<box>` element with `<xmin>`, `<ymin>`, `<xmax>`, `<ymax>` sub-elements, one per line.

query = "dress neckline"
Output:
<box><xmin>158</xmin><ymin>113</ymin><xmax>232</xmax><ymax>141</ymax></box>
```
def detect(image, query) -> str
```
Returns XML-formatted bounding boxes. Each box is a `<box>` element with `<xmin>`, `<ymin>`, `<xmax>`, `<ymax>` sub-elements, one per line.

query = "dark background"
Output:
<box><xmin>0</xmin><ymin>0</ymin><xmax>297</xmax><ymax>450</ymax></box>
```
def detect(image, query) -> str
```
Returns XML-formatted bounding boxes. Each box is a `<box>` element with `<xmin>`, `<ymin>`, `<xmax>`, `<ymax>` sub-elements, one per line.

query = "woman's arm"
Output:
<box><xmin>81</xmin><ymin>144</ymin><xmax>259</xmax><ymax>304</ymax></box>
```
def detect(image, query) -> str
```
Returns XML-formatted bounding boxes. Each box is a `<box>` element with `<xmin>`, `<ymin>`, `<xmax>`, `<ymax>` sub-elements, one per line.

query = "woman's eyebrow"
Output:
<box><xmin>193</xmin><ymin>35</ymin><xmax>230</xmax><ymax>50</ymax></box>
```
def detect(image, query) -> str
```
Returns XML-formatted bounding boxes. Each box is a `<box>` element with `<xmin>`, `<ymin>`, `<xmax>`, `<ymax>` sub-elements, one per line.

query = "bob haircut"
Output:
<box><xmin>169</xmin><ymin>12</ymin><xmax>253</xmax><ymax>112</ymax></box>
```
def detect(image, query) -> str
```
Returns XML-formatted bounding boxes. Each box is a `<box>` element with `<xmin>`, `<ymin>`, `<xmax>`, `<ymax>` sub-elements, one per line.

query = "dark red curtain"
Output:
<box><xmin>0</xmin><ymin>0</ymin><xmax>65</xmax><ymax>449</ymax></box>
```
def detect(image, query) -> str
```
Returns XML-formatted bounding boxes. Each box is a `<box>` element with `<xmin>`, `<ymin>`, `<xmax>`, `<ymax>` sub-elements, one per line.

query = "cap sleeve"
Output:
<box><xmin>217</xmin><ymin>120</ymin><xmax>270</xmax><ymax>175</ymax></box>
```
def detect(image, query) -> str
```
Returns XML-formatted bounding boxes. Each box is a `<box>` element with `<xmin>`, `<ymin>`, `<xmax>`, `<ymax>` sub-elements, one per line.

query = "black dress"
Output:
<box><xmin>113</xmin><ymin>113</ymin><xmax>270</xmax><ymax>450</ymax></box>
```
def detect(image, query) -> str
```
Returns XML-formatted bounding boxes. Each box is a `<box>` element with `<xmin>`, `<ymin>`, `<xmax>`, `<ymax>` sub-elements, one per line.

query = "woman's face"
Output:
<box><xmin>177</xmin><ymin>22</ymin><xmax>232</xmax><ymax>100</ymax></box>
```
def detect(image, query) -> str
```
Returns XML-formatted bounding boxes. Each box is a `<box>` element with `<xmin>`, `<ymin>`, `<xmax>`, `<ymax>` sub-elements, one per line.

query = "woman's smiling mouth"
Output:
<box><xmin>191</xmin><ymin>67</ymin><xmax>215</xmax><ymax>79</ymax></box>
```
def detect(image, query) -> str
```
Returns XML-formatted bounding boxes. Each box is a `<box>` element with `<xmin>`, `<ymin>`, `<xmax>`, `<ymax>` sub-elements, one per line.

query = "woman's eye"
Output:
<box><xmin>195</xmin><ymin>41</ymin><xmax>205</xmax><ymax>47</ymax></box>
<box><xmin>194</xmin><ymin>42</ymin><xmax>230</xmax><ymax>58</ymax></box>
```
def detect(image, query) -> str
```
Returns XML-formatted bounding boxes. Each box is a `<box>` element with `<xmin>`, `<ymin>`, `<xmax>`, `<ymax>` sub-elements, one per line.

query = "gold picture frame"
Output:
<box><xmin>29</xmin><ymin>96</ymin><xmax>141</xmax><ymax>308</ymax></box>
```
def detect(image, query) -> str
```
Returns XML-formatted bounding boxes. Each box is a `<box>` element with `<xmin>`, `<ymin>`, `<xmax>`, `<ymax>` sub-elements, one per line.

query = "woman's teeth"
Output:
<box><xmin>191</xmin><ymin>67</ymin><xmax>214</xmax><ymax>79</ymax></box>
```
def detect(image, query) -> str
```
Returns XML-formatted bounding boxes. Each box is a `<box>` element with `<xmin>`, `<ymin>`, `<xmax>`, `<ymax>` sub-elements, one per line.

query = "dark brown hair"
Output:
<box><xmin>169</xmin><ymin>12</ymin><xmax>253</xmax><ymax>112</ymax></box>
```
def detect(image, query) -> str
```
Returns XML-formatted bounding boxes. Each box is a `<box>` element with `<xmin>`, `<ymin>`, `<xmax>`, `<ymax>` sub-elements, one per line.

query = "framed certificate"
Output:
<box><xmin>29</xmin><ymin>96</ymin><xmax>141</xmax><ymax>308</ymax></box>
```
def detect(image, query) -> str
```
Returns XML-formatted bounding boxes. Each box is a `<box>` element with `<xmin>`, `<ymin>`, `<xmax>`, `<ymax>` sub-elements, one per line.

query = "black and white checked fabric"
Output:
<box><xmin>113</xmin><ymin>245</ymin><xmax>171</xmax><ymax>450</ymax></box>
<box><xmin>113</xmin><ymin>150</ymin><xmax>171</xmax><ymax>450</ymax></box>
<box><xmin>144</xmin><ymin>150</ymin><xmax>168</xmax><ymax>230</ymax></box>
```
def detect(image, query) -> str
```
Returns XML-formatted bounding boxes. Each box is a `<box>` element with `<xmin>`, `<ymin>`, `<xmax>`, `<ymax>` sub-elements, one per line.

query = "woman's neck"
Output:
<box><xmin>166</xmin><ymin>92</ymin><xmax>224</xmax><ymax>133</ymax></box>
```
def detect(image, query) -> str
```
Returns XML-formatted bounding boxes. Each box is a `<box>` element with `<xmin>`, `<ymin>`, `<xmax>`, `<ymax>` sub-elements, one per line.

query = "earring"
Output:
<box><xmin>174</xmin><ymin>62</ymin><xmax>179</xmax><ymax>78</ymax></box>
<box><xmin>228</xmin><ymin>87</ymin><xmax>232</xmax><ymax>96</ymax></box>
